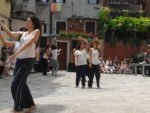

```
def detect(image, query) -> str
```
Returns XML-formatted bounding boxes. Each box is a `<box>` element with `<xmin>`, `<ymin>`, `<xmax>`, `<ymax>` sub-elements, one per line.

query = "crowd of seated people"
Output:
<box><xmin>0</xmin><ymin>46</ymin><xmax>13</xmax><ymax>78</ymax></box>
<box><xmin>99</xmin><ymin>56</ymin><xmax>135</xmax><ymax>74</ymax></box>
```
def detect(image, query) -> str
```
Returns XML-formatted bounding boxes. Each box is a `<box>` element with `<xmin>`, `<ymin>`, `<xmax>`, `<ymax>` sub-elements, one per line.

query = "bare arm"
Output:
<box><xmin>0</xmin><ymin>20</ymin><xmax>23</xmax><ymax>39</ymax></box>
<box><xmin>74</xmin><ymin>55</ymin><xmax>78</xmax><ymax>66</ymax></box>
<box><xmin>57</xmin><ymin>49</ymin><xmax>61</xmax><ymax>56</ymax></box>
<box><xmin>0</xmin><ymin>32</ymin><xmax>15</xmax><ymax>48</ymax></box>
<box><xmin>94</xmin><ymin>37</ymin><xmax>103</xmax><ymax>50</ymax></box>
<box><xmin>77</xmin><ymin>36</ymin><xmax>89</xmax><ymax>50</ymax></box>
<box><xmin>88</xmin><ymin>48</ymin><xmax>92</xmax><ymax>68</ymax></box>
<box><xmin>9</xmin><ymin>29</ymin><xmax>40</xmax><ymax>59</ymax></box>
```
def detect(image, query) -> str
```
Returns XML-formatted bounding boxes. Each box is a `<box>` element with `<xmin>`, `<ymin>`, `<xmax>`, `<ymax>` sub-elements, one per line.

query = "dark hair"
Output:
<box><xmin>76</xmin><ymin>42</ymin><xmax>82</xmax><ymax>50</ymax></box>
<box><xmin>29</xmin><ymin>16</ymin><xmax>41</xmax><ymax>48</ymax></box>
<box><xmin>17</xmin><ymin>27</ymin><xmax>27</xmax><ymax>41</ymax></box>
<box><xmin>19</xmin><ymin>27</ymin><xmax>27</xmax><ymax>31</ymax></box>
<box><xmin>51</xmin><ymin>45</ymin><xmax>57</xmax><ymax>50</ymax></box>
<box><xmin>43</xmin><ymin>45</ymin><xmax>50</xmax><ymax>53</ymax></box>
<box><xmin>89</xmin><ymin>40</ymin><xmax>98</xmax><ymax>49</ymax></box>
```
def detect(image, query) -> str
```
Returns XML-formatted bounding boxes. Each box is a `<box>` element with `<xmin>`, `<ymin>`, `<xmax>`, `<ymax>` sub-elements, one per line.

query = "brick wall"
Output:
<box><xmin>104</xmin><ymin>42</ymin><xmax>148</xmax><ymax>61</ymax></box>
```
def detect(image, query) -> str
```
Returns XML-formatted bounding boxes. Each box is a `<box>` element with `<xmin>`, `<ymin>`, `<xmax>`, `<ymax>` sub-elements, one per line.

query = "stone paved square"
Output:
<box><xmin>0</xmin><ymin>71</ymin><xmax>150</xmax><ymax>113</ymax></box>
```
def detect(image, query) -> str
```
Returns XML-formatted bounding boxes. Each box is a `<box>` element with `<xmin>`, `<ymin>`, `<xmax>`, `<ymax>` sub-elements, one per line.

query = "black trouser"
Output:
<box><xmin>41</xmin><ymin>58</ymin><xmax>48</xmax><ymax>75</ymax></box>
<box><xmin>0</xmin><ymin>66</ymin><xmax>4</xmax><ymax>78</ymax></box>
<box><xmin>88</xmin><ymin>64</ymin><xmax>101</xmax><ymax>88</ymax></box>
<box><xmin>76</xmin><ymin>65</ymin><xmax>87</xmax><ymax>87</ymax></box>
<box><xmin>145</xmin><ymin>66</ymin><xmax>150</xmax><ymax>76</ymax></box>
<box><xmin>11</xmin><ymin>58</ymin><xmax>35</xmax><ymax>112</ymax></box>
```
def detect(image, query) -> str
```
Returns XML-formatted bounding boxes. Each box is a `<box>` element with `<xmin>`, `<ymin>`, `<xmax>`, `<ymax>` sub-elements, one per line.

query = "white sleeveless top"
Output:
<box><xmin>43</xmin><ymin>53</ymin><xmax>48</xmax><ymax>59</ymax></box>
<box><xmin>16</xmin><ymin>31</ymin><xmax>35</xmax><ymax>59</ymax></box>
<box><xmin>91</xmin><ymin>48</ymin><xmax>100</xmax><ymax>65</ymax></box>
<box><xmin>74</xmin><ymin>49</ymin><xmax>87</xmax><ymax>66</ymax></box>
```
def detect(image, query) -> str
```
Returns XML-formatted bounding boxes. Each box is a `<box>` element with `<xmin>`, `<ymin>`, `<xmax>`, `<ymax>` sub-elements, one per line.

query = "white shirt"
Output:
<box><xmin>43</xmin><ymin>53</ymin><xmax>48</xmax><ymax>59</ymax></box>
<box><xmin>51</xmin><ymin>49</ymin><xmax>58</xmax><ymax>60</ymax></box>
<box><xmin>17</xmin><ymin>31</ymin><xmax>35</xmax><ymax>59</ymax></box>
<box><xmin>91</xmin><ymin>48</ymin><xmax>100</xmax><ymax>65</ymax></box>
<box><xmin>99</xmin><ymin>60</ymin><xmax>105</xmax><ymax>67</ymax></box>
<box><xmin>14</xmin><ymin>41</ymin><xmax>20</xmax><ymax>52</ymax></box>
<box><xmin>74</xmin><ymin>49</ymin><xmax>87</xmax><ymax>66</ymax></box>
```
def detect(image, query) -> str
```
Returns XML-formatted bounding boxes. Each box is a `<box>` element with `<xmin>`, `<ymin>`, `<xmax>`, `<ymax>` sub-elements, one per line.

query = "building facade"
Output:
<box><xmin>11</xmin><ymin>0</ymin><xmax>104</xmax><ymax>70</ymax></box>
<box><xmin>0</xmin><ymin>0</ymin><xmax>11</xmax><ymax>56</ymax></box>
<box><xmin>11</xmin><ymin>0</ymin><xmax>50</xmax><ymax>47</ymax></box>
<box><xmin>49</xmin><ymin>0</ymin><xmax>103</xmax><ymax>70</ymax></box>
<box><xmin>103</xmin><ymin>0</ymin><xmax>145</xmax><ymax>10</ymax></box>
<box><xmin>50</xmin><ymin>0</ymin><xmax>103</xmax><ymax>34</ymax></box>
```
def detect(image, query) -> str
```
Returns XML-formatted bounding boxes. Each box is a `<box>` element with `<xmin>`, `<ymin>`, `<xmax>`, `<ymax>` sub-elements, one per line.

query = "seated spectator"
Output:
<box><xmin>105</xmin><ymin>57</ymin><xmax>115</xmax><ymax>74</ymax></box>
<box><xmin>99</xmin><ymin>57</ymin><xmax>109</xmax><ymax>73</ymax></box>
<box><xmin>127</xmin><ymin>58</ymin><xmax>135</xmax><ymax>74</ymax></box>
<box><xmin>119</xmin><ymin>58</ymin><xmax>128</xmax><ymax>74</ymax></box>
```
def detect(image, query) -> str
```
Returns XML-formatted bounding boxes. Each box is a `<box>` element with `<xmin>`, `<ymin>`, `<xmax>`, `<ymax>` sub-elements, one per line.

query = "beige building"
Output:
<box><xmin>0</xmin><ymin>0</ymin><xmax>11</xmax><ymax>56</ymax></box>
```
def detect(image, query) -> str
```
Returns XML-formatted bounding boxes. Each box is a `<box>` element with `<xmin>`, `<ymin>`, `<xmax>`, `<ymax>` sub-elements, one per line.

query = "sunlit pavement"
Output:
<box><xmin>0</xmin><ymin>71</ymin><xmax>150</xmax><ymax>113</ymax></box>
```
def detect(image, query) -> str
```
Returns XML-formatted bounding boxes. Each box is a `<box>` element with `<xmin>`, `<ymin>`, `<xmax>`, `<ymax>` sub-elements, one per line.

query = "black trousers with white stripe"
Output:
<box><xmin>11</xmin><ymin>58</ymin><xmax>35</xmax><ymax>112</ymax></box>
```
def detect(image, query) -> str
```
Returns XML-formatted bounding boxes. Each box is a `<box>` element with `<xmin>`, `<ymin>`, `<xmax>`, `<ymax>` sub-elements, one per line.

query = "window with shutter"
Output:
<box><xmin>54</xmin><ymin>0</ymin><xmax>65</xmax><ymax>3</ymax></box>
<box><xmin>36</xmin><ymin>0</ymin><xmax>49</xmax><ymax>3</ymax></box>
<box><xmin>56</xmin><ymin>21</ymin><xmax>66</xmax><ymax>34</ymax></box>
<box><xmin>88</xmin><ymin>0</ymin><xmax>99</xmax><ymax>4</ymax></box>
<box><xmin>85</xmin><ymin>22</ymin><xmax>96</xmax><ymax>34</ymax></box>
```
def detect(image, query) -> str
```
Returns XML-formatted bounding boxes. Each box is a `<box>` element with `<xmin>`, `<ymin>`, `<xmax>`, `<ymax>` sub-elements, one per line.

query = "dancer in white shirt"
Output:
<box><xmin>74</xmin><ymin>37</ymin><xmax>88</xmax><ymax>88</ymax></box>
<box><xmin>88</xmin><ymin>37</ymin><xmax>103</xmax><ymax>88</ymax></box>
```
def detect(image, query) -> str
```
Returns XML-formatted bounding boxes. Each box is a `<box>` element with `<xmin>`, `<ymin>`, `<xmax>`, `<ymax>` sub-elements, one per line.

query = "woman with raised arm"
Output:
<box><xmin>88</xmin><ymin>37</ymin><xmax>103</xmax><ymax>88</ymax></box>
<box><xmin>0</xmin><ymin>16</ymin><xmax>41</xmax><ymax>113</ymax></box>
<box><xmin>74</xmin><ymin>36</ymin><xmax>88</xmax><ymax>88</ymax></box>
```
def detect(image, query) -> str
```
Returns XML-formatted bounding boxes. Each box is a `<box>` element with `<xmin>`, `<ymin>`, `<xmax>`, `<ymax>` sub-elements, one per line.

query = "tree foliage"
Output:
<box><xmin>98</xmin><ymin>8</ymin><xmax>150</xmax><ymax>47</ymax></box>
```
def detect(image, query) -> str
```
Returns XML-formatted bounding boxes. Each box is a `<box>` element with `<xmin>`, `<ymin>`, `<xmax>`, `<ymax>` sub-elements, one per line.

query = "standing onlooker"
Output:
<box><xmin>41</xmin><ymin>45</ymin><xmax>50</xmax><ymax>75</ymax></box>
<box><xmin>99</xmin><ymin>57</ymin><xmax>108</xmax><ymax>73</ymax></box>
<box><xmin>106</xmin><ymin>57</ymin><xmax>114</xmax><ymax>74</ymax></box>
<box><xmin>0</xmin><ymin>60</ymin><xmax>4</xmax><ymax>78</ymax></box>
<box><xmin>74</xmin><ymin>37</ymin><xmax>88</xmax><ymax>88</ymax></box>
<box><xmin>51</xmin><ymin>45</ymin><xmax>61</xmax><ymax>76</ymax></box>
<box><xmin>88</xmin><ymin>37</ymin><xmax>103</xmax><ymax>88</ymax></box>
<box><xmin>144</xmin><ymin>49</ymin><xmax>150</xmax><ymax>76</ymax></box>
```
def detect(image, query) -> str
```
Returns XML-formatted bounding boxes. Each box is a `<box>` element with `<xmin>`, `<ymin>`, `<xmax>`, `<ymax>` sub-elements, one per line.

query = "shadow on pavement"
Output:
<box><xmin>35</xmin><ymin>104</ymin><xmax>66</xmax><ymax>113</ymax></box>
<box><xmin>0</xmin><ymin>72</ymin><xmax>67</xmax><ymax>112</ymax></box>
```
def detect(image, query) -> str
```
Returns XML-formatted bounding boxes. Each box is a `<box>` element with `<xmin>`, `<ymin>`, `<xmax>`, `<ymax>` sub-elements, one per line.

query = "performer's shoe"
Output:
<box><xmin>10</xmin><ymin>110</ymin><xmax>15</xmax><ymax>112</ymax></box>
<box><xmin>24</xmin><ymin>105</ymin><xmax>37</xmax><ymax>113</ymax></box>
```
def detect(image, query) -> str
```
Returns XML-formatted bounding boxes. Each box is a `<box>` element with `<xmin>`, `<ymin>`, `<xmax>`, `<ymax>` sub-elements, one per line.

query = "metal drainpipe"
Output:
<box><xmin>50</xmin><ymin>0</ymin><xmax>52</xmax><ymax>34</ymax></box>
